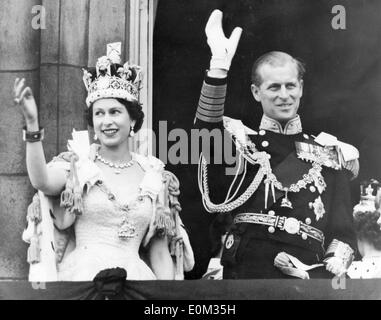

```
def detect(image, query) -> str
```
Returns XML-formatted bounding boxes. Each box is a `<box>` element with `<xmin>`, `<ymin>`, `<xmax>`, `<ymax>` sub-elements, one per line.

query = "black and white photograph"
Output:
<box><xmin>1</xmin><ymin>0</ymin><xmax>381</xmax><ymax>303</ymax></box>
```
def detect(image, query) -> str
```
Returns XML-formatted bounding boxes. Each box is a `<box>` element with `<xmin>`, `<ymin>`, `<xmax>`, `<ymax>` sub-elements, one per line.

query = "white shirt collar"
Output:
<box><xmin>259</xmin><ymin>114</ymin><xmax>302</xmax><ymax>135</ymax></box>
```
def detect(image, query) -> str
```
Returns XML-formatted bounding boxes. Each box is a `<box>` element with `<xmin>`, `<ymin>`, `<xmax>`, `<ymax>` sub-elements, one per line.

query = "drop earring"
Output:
<box><xmin>130</xmin><ymin>126</ymin><xmax>135</xmax><ymax>137</ymax></box>
<box><xmin>94</xmin><ymin>133</ymin><xmax>98</xmax><ymax>140</ymax></box>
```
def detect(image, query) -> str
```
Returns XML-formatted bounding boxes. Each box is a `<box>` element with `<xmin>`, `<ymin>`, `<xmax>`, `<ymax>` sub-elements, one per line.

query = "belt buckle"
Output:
<box><xmin>283</xmin><ymin>217</ymin><xmax>300</xmax><ymax>235</ymax></box>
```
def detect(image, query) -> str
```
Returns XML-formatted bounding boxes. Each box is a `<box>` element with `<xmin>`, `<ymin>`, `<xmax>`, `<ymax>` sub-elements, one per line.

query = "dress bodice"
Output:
<box><xmin>25</xmin><ymin>141</ymin><xmax>191</xmax><ymax>282</ymax></box>
<box><xmin>56</xmin><ymin>148</ymin><xmax>166</xmax><ymax>281</ymax></box>
<box><xmin>58</xmin><ymin>180</ymin><xmax>157</xmax><ymax>281</ymax></box>
<box><xmin>75</xmin><ymin>182</ymin><xmax>152</xmax><ymax>255</ymax></box>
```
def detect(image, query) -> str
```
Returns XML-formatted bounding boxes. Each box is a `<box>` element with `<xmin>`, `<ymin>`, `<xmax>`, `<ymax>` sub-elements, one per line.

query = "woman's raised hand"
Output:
<box><xmin>13</xmin><ymin>78</ymin><xmax>39</xmax><ymax>127</ymax></box>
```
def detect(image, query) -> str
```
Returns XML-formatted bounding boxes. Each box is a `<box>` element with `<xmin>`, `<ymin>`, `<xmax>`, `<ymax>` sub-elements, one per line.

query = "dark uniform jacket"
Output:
<box><xmin>195</xmin><ymin>75</ymin><xmax>358</xmax><ymax>279</ymax></box>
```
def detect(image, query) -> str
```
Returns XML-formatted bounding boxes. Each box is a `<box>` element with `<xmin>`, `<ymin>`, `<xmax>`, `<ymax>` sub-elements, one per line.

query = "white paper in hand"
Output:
<box><xmin>67</xmin><ymin>129</ymin><xmax>90</xmax><ymax>159</ymax></box>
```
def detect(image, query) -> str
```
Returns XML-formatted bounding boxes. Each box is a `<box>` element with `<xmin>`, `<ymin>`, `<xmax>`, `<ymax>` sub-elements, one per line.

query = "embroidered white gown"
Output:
<box><xmin>53</xmin><ymin>144</ymin><xmax>167</xmax><ymax>281</ymax></box>
<box><xmin>23</xmin><ymin>139</ymin><xmax>194</xmax><ymax>282</ymax></box>
<box><xmin>57</xmin><ymin>179</ymin><xmax>156</xmax><ymax>281</ymax></box>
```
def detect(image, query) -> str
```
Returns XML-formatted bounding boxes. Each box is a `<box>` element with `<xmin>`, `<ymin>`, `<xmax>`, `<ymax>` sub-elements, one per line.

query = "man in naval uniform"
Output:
<box><xmin>196</xmin><ymin>10</ymin><xmax>359</xmax><ymax>279</ymax></box>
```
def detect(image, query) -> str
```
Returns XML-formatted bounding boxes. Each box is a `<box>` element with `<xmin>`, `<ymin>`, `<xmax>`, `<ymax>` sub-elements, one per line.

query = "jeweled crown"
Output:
<box><xmin>353</xmin><ymin>179</ymin><xmax>380</xmax><ymax>215</ymax></box>
<box><xmin>82</xmin><ymin>42</ymin><xmax>143</xmax><ymax>107</ymax></box>
<box><xmin>353</xmin><ymin>179</ymin><xmax>381</xmax><ymax>228</ymax></box>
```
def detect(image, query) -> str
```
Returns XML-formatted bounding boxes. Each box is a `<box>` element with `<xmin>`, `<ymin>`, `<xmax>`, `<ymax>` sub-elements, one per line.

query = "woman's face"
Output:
<box><xmin>92</xmin><ymin>98</ymin><xmax>135</xmax><ymax>148</ymax></box>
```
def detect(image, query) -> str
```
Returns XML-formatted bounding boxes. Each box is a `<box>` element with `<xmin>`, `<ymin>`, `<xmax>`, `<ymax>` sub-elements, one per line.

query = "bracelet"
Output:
<box><xmin>22</xmin><ymin>126</ymin><xmax>44</xmax><ymax>142</ymax></box>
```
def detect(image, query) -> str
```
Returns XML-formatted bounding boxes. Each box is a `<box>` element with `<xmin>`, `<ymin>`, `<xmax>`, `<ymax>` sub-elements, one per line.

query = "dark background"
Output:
<box><xmin>153</xmin><ymin>0</ymin><xmax>381</xmax><ymax>278</ymax></box>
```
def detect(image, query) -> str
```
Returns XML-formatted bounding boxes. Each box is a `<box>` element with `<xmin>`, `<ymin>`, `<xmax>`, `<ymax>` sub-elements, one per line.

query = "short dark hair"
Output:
<box><xmin>251</xmin><ymin>51</ymin><xmax>306</xmax><ymax>86</ymax></box>
<box><xmin>86</xmin><ymin>98</ymin><xmax>144</xmax><ymax>133</ymax></box>
<box><xmin>354</xmin><ymin>210</ymin><xmax>381</xmax><ymax>250</ymax></box>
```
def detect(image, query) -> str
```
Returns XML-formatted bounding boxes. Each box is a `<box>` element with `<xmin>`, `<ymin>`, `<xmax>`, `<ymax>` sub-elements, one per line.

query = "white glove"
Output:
<box><xmin>205</xmin><ymin>10</ymin><xmax>243</xmax><ymax>71</ymax></box>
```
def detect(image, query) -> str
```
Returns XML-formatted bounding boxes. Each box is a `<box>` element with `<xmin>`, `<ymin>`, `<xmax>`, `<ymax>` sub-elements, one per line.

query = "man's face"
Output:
<box><xmin>251</xmin><ymin>62</ymin><xmax>303</xmax><ymax>124</ymax></box>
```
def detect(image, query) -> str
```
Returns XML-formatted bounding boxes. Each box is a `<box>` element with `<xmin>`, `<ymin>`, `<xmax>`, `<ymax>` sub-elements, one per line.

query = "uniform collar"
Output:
<box><xmin>259</xmin><ymin>114</ymin><xmax>302</xmax><ymax>135</ymax></box>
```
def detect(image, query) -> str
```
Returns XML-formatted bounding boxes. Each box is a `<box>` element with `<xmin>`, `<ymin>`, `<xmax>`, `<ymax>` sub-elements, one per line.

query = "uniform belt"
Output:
<box><xmin>233</xmin><ymin>213</ymin><xmax>325</xmax><ymax>244</ymax></box>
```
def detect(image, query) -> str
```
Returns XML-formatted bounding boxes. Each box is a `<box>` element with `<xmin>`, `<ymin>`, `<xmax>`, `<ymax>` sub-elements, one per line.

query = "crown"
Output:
<box><xmin>82</xmin><ymin>42</ymin><xmax>143</xmax><ymax>107</ymax></box>
<box><xmin>353</xmin><ymin>179</ymin><xmax>381</xmax><ymax>228</ymax></box>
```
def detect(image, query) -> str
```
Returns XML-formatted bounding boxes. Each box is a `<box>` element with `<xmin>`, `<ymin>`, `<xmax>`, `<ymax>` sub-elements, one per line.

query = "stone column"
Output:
<box><xmin>0</xmin><ymin>0</ymin><xmax>42</xmax><ymax>279</ymax></box>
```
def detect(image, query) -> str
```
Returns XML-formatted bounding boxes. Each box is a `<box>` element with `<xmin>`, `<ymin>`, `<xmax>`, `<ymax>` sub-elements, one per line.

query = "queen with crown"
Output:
<box><xmin>14</xmin><ymin>43</ymin><xmax>194</xmax><ymax>281</ymax></box>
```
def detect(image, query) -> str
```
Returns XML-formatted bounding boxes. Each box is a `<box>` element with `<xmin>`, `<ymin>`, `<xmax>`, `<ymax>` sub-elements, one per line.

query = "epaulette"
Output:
<box><xmin>223</xmin><ymin>116</ymin><xmax>257</xmax><ymax>148</ymax></box>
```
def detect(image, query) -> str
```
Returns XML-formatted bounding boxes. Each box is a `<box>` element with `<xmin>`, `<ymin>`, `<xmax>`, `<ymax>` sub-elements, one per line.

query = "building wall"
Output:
<box><xmin>0</xmin><ymin>0</ymin><xmax>132</xmax><ymax>279</ymax></box>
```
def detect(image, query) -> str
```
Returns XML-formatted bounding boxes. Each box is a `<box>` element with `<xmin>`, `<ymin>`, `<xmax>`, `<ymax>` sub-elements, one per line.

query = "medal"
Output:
<box><xmin>118</xmin><ymin>204</ymin><xmax>137</xmax><ymax>239</ymax></box>
<box><xmin>309</xmin><ymin>196</ymin><xmax>325</xmax><ymax>221</ymax></box>
<box><xmin>281</xmin><ymin>190</ymin><xmax>293</xmax><ymax>209</ymax></box>
<box><xmin>118</xmin><ymin>217</ymin><xmax>136</xmax><ymax>239</ymax></box>
<box><xmin>96</xmin><ymin>181</ymin><xmax>138</xmax><ymax>239</ymax></box>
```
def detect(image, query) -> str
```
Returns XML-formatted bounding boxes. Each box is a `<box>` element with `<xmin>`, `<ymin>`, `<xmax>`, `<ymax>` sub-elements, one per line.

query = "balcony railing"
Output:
<box><xmin>1</xmin><ymin>279</ymin><xmax>380</xmax><ymax>300</ymax></box>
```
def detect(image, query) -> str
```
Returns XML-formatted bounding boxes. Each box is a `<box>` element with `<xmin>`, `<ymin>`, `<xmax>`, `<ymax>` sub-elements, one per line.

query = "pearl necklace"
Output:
<box><xmin>95</xmin><ymin>151</ymin><xmax>134</xmax><ymax>174</ymax></box>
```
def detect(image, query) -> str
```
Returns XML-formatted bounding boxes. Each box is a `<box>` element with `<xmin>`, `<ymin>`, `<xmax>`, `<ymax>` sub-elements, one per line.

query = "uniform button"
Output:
<box><xmin>303</xmin><ymin>134</ymin><xmax>309</xmax><ymax>139</ymax></box>
<box><xmin>268</xmin><ymin>210</ymin><xmax>275</xmax><ymax>216</ymax></box>
<box><xmin>259</xmin><ymin>130</ymin><xmax>266</xmax><ymax>136</ymax></box>
<box><xmin>261</xmin><ymin>141</ymin><xmax>269</xmax><ymax>148</ymax></box>
<box><xmin>268</xmin><ymin>226</ymin><xmax>275</xmax><ymax>233</ymax></box>
<box><xmin>309</xmin><ymin>186</ymin><xmax>316</xmax><ymax>193</ymax></box>
<box><xmin>301</xmin><ymin>233</ymin><xmax>308</xmax><ymax>240</ymax></box>
<box><xmin>305</xmin><ymin>218</ymin><xmax>311</xmax><ymax>225</ymax></box>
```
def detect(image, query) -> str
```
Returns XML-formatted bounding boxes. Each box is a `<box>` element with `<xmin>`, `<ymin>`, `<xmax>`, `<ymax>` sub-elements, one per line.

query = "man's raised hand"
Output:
<box><xmin>205</xmin><ymin>9</ymin><xmax>243</xmax><ymax>71</ymax></box>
